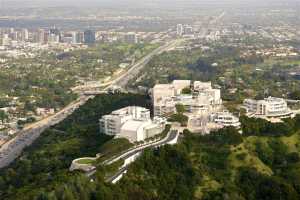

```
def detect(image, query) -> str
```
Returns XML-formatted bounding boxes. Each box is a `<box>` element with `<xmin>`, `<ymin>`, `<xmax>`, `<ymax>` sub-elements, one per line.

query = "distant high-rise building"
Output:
<box><xmin>38</xmin><ymin>29</ymin><xmax>47</xmax><ymax>44</ymax></box>
<box><xmin>9</xmin><ymin>31</ymin><xmax>17</xmax><ymax>41</ymax></box>
<box><xmin>78</xmin><ymin>32</ymin><xmax>84</xmax><ymax>43</ymax></box>
<box><xmin>62</xmin><ymin>33</ymin><xmax>73</xmax><ymax>44</ymax></box>
<box><xmin>49</xmin><ymin>28</ymin><xmax>61</xmax><ymax>42</ymax></box>
<box><xmin>20</xmin><ymin>28</ymin><xmax>29</xmax><ymax>41</ymax></box>
<box><xmin>184</xmin><ymin>25</ymin><xmax>193</xmax><ymax>35</ymax></box>
<box><xmin>49</xmin><ymin>28</ymin><xmax>60</xmax><ymax>36</ymax></box>
<box><xmin>2</xmin><ymin>34</ymin><xmax>11</xmax><ymax>46</ymax></box>
<box><xmin>71</xmin><ymin>31</ymin><xmax>81</xmax><ymax>44</ymax></box>
<box><xmin>124</xmin><ymin>32</ymin><xmax>139</xmax><ymax>44</ymax></box>
<box><xmin>84</xmin><ymin>30</ymin><xmax>96</xmax><ymax>44</ymax></box>
<box><xmin>22</xmin><ymin>29</ymin><xmax>29</xmax><ymax>41</ymax></box>
<box><xmin>177</xmin><ymin>24</ymin><xmax>184</xmax><ymax>36</ymax></box>
<box><xmin>9</xmin><ymin>28</ymin><xmax>14</xmax><ymax>34</ymax></box>
<box><xmin>48</xmin><ymin>33</ymin><xmax>60</xmax><ymax>43</ymax></box>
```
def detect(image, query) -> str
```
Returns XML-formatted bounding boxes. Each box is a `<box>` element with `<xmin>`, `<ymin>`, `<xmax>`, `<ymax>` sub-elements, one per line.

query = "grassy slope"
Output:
<box><xmin>194</xmin><ymin>131</ymin><xmax>300</xmax><ymax>198</ymax></box>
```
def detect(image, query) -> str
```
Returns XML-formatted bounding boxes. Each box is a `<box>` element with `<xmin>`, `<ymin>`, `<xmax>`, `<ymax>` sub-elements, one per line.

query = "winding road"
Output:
<box><xmin>86</xmin><ymin>129</ymin><xmax>179</xmax><ymax>181</ymax></box>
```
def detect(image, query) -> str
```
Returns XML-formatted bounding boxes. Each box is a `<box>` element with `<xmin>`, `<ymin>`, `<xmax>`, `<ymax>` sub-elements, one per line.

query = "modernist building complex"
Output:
<box><xmin>153</xmin><ymin>80</ymin><xmax>222</xmax><ymax>117</ymax></box>
<box><xmin>152</xmin><ymin>80</ymin><xmax>240</xmax><ymax>132</ymax></box>
<box><xmin>243</xmin><ymin>97</ymin><xmax>295</xmax><ymax>119</ymax></box>
<box><xmin>99</xmin><ymin>106</ymin><xmax>166</xmax><ymax>142</ymax></box>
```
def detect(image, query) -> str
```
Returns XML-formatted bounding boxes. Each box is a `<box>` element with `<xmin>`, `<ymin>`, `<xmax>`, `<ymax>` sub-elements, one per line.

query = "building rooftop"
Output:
<box><xmin>153</xmin><ymin>84</ymin><xmax>174</xmax><ymax>89</ymax></box>
<box><xmin>121</xmin><ymin>120</ymin><xmax>151</xmax><ymax>132</ymax></box>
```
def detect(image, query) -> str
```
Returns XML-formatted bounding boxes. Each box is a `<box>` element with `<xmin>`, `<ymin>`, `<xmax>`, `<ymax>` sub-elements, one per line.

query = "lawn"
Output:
<box><xmin>76</xmin><ymin>158</ymin><xmax>95</xmax><ymax>165</ymax></box>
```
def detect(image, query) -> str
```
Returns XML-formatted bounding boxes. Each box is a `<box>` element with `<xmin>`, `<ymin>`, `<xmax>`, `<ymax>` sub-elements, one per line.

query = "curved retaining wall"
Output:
<box><xmin>69</xmin><ymin>157</ymin><xmax>98</xmax><ymax>172</ymax></box>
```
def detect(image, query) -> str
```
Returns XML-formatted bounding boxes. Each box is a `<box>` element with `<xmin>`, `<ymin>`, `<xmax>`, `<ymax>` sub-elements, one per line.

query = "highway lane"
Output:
<box><xmin>0</xmin><ymin>96</ymin><xmax>91</xmax><ymax>168</ymax></box>
<box><xmin>75</xmin><ymin>39</ymin><xmax>184</xmax><ymax>93</ymax></box>
<box><xmin>107</xmin><ymin>39</ymin><xmax>183</xmax><ymax>89</ymax></box>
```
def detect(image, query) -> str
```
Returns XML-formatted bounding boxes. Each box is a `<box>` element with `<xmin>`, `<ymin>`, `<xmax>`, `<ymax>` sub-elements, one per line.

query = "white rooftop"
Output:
<box><xmin>121</xmin><ymin>120</ymin><xmax>150</xmax><ymax>132</ymax></box>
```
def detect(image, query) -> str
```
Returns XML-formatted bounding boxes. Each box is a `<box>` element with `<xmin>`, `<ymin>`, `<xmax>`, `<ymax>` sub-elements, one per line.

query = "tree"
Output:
<box><xmin>168</xmin><ymin>113</ymin><xmax>189</xmax><ymax>126</ymax></box>
<box><xmin>0</xmin><ymin>110</ymin><xmax>8</xmax><ymax>123</ymax></box>
<box><xmin>181</xmin><ymin>87</ymin><xmax>192</xmax><ymax>94</ymax></box>
<box><xmin>175</xmin><ymin>104</ymin><xmax>185</xmax><ymax>113</ymax></box>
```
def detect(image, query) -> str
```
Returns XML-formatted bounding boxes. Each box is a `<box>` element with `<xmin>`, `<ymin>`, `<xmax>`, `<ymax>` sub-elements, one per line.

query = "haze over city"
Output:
<box><xmin>2</xmin><ymin>0</ymin><xmax>300</xmax><ymax>8</ymax></box>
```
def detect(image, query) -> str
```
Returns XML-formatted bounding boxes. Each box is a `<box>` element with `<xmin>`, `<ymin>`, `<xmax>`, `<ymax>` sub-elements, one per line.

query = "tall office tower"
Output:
<box><xmin>177</xmin><ymin>24</ymin><xmax>184</xmax><ymax>36</ymax></box>
<box><xmin>16</xmin><ymin>30</ymin><xmax>24</xmax><ymax>41</ymax></box>
<box><xmin>184</xmin><ymin>25</ymin><xmax>193</xmax><ymax>35</ymax></box>
<box><xmin>49</xmin><ymin>28</ymin><xmax>60</xmax><ymax>36</ymax></box>
<box><xmin>71</xmin><ymin>31</ymin><xmax>81</xmax><ymax>44</ymax></box>
<box><xmin>2</xmin><ymin>34</ymin><xmax>11</xmax><ymax>46</ymax></box>
<box><xmin>9</xmin><ymin>31</ymin><xmax>17</xmax><ymax>41</ymax></box>
<box><xmin>78</xmin><ymin>32</ymin><xmax>84</xmax><ymax>43</ymax></box>
<box><xmin>124</xmin><ymin>32</ymin><xmax>139</xmax><ymax>44</ymax></box>
<box><xmin>38</xmin><ymin>29</ymin><xmax>46</xmax><ymax>44</ymax></box>
<box><xmin>49</xmin><ymin>28</ymin><xmax>61</xmax><ymax>42</ymax></box>
<box><xmin>9</xmin><ymin>28</ymin><xmax>14</xmax><ymax>34</ymax></box>
<box><xmin>83</xmin><ymin>30</ymin><xmax>96</xmax><ymax>44</ymax></box>
<box><xmin>48</xmin><ymin>34</ymin><xmax>60</xmax><ymax>43</ymax></box>
<box><xmin>62</xmin><ymin>33</ymin><xmax>73</xmax><ymax>44</ymax></box>
<box><xmin>22</xmin><ymin>29</ymin><xmax>29</xmax><ymax>41</ymax></box>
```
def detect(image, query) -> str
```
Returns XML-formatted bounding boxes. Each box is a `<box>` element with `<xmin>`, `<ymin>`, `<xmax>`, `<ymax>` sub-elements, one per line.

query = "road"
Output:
<box><xmin>0</xmin><ymin>39</ymin><xmax>183</xmax><ymax>169</ymax></box>
<box><xmin>86</xmin><ymin>130</ymin><xmax>179</xmax><ymax>179</ymax></box>
<box><xmin>104</xmin><ymin>130</ymin><xmax>179</xmax><ymax>183</ymax></box>
<box><xmin>103</xmin><ymin>130</ymin><xmax>178</xmax><ymax>166</ymax></box>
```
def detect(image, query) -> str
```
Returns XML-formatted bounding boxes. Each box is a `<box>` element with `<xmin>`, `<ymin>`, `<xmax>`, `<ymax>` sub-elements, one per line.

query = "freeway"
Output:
<box><xmin>76</xmin><ymin>39</ymin><xmax>184</xmax><ymax>94</ymax></box>
<box><xmin>0</xmin><ymin>95</ymin><xmax>92</xmax><ymax>168</ymax></box>
<box><xmin>0</xmin><ymin>39</ymin><xmax>183</xmax><ymax>169</ymax></box>
<box><xmin>104</xmin><ymin>39</ymin><xmax>184</xmax><ymax>90</ymax></box>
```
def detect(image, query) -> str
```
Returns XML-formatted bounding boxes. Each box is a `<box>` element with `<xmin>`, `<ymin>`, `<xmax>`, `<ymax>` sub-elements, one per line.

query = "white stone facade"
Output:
<box><xmin>210</xmin><ymin>111</ymin><xmax>241</xmax><ymax>128</ymax></box>
<box><xmin>99</xmin><ymin>106</ymin><xmax>166</xmax><ymax>142</ymax></box>
<box><xmin>152</xmin><ymin>80</ymin><xmax>222</xmax><ymax>117</ymax></box>
<box><xmin>243</xmin><ymin>97</ymin><xmax>295</xmax><ymax>119</ymax></box>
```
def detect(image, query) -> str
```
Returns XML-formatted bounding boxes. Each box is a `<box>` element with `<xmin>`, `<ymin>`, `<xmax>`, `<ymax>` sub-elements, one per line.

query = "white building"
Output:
<box><xmin>124</xmin><ymin>32</ymin><xmax>139</xmax><ymax>44</ymax></box>
<box><xmin>210</xmin><ymin>111</ymin><xmax>241</xmax><ymax>128</ymax></box>
<box><xmin>177</xmin><ymin>24</ymin><xmax>184</xmax><ymax>36</ymax></box>
<box><xmin>243</xmin><ymin>97</ymin><xmax>295</xmax><ymax>119</ymax></box>
<box><xmin>152</xmin><ymin>80</ymin><xmax>222</xmax><ymax>116</ymax></box>
<box><xmin>184</xmin><ymin>25</ymin><xmax>193</xmax><ymax>35</ymax></box>
<box><xmin>99</xmin><ymin>106</ymin><xmax>165</xmax><ymax>143</ymax></box>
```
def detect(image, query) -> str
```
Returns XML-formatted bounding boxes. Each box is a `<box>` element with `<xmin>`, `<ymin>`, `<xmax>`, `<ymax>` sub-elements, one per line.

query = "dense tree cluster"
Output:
<box><xmin>240</xmin><ymin>116</ymin><xmax>294</xmax><ymax>136</ymax></box>
<box><xmin>117</xmin><ymin>146</ymin><xmax>201</xmax><ymax>200</ymax></box>
<box><xmin>237</xmin><ymin>167</ymin><xmax>298</xmax><ymax>200</ymax></box>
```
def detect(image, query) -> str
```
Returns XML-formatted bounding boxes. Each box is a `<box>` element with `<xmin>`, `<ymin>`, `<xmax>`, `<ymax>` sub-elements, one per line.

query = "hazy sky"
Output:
<box><xmin>2</xmin><ymin>0</ymin><xmax>300</xmax><ymax>9</ymax></box>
